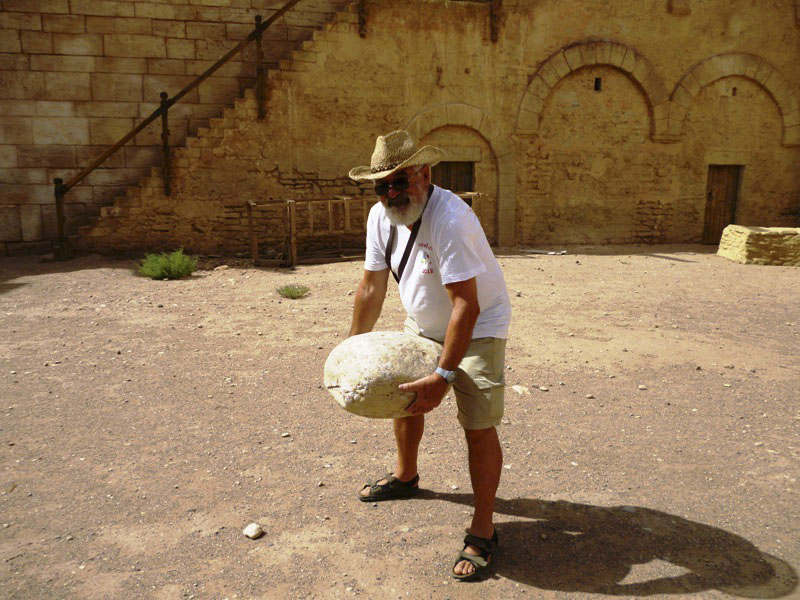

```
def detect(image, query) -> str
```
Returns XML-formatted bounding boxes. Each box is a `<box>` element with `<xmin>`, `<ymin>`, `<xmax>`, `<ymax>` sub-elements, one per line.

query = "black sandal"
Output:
<box><xmin>452</xmin><ymin>530</ymin><xmax>499</xmax><ymax>581</ymax></box>
<box><xmin>358</xmin><ymin>473</ymin><xmax>420</xmax><ymax>502</ymax></box>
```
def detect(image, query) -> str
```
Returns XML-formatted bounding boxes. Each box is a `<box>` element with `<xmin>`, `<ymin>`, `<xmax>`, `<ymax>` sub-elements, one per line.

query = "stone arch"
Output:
<box><xmin>404</xmin><ymin>103</ymin><xmax>517</xmax><ymax>246</ymax></box>
<box><xmin>671</xmin><ymin>53</ymin><xmax>800</xmax><ymax>146</ymax></box>
<box><xmin>514</xmin><ymin>41</ymin><xmax>672</xmax><ymax>142</ymax></box>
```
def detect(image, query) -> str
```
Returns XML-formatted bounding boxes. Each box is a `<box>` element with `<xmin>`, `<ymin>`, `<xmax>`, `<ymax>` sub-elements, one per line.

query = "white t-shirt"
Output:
<box><xmin>365</xmin><ymin>185</ymin><xmax>511</xmax><ymax>341</ymax></box>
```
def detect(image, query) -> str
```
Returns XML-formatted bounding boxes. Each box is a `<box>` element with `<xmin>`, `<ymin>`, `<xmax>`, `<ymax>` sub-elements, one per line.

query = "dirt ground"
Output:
<box><xmin>1</xmin><ymin>245</ymin><xmax>799</xmax><ymax>600</ymax></box>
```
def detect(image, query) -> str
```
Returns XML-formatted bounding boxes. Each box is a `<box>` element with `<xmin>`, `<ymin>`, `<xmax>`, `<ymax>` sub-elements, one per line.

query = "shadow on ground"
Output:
<box><xmin>420</xmin><ymin>492</ymin><xmax>798</xmax><ymax>597</ymax></box>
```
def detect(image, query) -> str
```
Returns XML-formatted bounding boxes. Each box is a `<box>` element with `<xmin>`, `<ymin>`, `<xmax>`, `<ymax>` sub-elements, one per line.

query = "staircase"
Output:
<box><xmin>73</xmin><ymin>1</ymin><xmax>361</xmax><ymax>254</ymax></box>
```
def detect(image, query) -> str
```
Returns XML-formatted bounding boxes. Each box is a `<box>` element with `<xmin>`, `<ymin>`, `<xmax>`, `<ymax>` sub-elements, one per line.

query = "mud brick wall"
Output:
<box><xmin>0</xmin><ymin>0</ymin><xmax>351</xmax><ymax>255</ymax></box>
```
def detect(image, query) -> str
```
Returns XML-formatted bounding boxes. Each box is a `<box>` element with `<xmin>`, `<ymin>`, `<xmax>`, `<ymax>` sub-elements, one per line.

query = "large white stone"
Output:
<box><xmin>324</xmin><ymin>331</ymin><xmax>442</xmax><ymax>419</ymax></box>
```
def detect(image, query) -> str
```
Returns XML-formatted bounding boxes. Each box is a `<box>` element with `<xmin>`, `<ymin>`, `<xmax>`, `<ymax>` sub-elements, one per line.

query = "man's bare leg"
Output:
<box><xmin>360</xmin><ymin>414</ymin><xmax>424</xmax><ymax>497</ymax></box>
<box><xmin>454</xmin><ymin>426</ymin><xmax>502</xmax><ymax>576</ymax></box>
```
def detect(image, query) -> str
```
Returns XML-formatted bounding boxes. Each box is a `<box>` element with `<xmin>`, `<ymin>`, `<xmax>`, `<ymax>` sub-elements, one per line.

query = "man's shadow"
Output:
<box><xmin>418</xmin><ymin>491</ymin><xmax>798</xmax><ymax>597</ymax></box>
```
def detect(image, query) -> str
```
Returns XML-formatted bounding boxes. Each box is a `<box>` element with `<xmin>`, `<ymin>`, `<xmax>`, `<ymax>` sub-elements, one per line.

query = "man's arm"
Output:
<box><xmin>348</xmin><ymin>267</ymin><xmax>390</xmax><ymax>336</ymax></box>
<box><xmin>400</xmin><ymin>277</ymin><xmax>480</xmax><ymax>414</ymax></box>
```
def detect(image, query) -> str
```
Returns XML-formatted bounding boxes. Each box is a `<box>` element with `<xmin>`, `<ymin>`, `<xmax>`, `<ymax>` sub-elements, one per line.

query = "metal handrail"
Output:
<box><xmin>51</xmin><ymin>0</ymin><xmax>304</xmax><ymax>259</ymax></box>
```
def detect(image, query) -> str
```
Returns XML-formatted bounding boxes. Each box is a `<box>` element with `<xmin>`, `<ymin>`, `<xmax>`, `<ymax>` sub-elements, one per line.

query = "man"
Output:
<box><xmin>347</xmin><ymin>130</ymin><xmax>512</xmax><ymax>581</ymax></box>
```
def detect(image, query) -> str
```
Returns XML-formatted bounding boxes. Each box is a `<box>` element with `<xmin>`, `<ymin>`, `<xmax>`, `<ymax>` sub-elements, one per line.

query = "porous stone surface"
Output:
<box><xmin>718</xmin><ymin>225</ymin><xmax>800</xmax><ymax>266</ymax></box>
<box><xmin>324</xmin><ymin>331</ymin><xmax>442</xmax><ymax>419</ymax></box>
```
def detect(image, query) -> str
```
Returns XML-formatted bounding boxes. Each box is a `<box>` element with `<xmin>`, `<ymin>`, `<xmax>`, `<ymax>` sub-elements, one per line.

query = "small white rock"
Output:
<box><xmin>539</xmin><ymin>386</ymin><xmax>549</xmax><ymax>392</ymax></box>
<box><xmin>281</xmin><ymin>432</ymin><xmax>290</xmax><ymax>438</ymax></box>
<box><xmin>638</xmin><ymin>384</ymin><xmax>648</xmax><ymax>390</ymax></box>
<box><xmin>243</xmin><ymin>523</ymin><xmax>264</xmax><ymax>539</ymax></box>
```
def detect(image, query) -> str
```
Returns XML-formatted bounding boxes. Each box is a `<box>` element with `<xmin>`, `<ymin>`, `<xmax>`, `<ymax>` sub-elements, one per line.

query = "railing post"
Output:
<box><xmin>159</xmin><ymin>91</ymin><xmax>171</xmax><ymax>196</ymax></box>
<box><xmin>358</xmin><ymin>0</ymin><xmax>367</xmax><ymax>38</ymax></box>
<box><xmin>52</xmin><ymin>178</ymin><xmax>70</xmax><ymax>261</ymax></box>
<box><xmin>288</xmin><ymin>200</ymin><xmax>297</xmax><ymax>269</ymax></box>
<box><xmin>490</xmin><ymin>0</ymin><xmax>501</xmax><ymax>43</ymax></box>
<box><xmin>247</xmin><ymin>200</ymin><xmax>259</xmax><ymax>263</ymax></box>
<box><xmin>255</xmin><ymin>15</ymin><xmax>266</xmax><ymax>120</ymax></box>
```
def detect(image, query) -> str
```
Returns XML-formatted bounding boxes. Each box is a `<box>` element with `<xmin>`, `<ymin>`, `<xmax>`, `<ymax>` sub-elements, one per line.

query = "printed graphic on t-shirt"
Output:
<box><xmin>418</xmin><ymin>242</ymin><xmax>434</xmax><ymax>275</ymax></box>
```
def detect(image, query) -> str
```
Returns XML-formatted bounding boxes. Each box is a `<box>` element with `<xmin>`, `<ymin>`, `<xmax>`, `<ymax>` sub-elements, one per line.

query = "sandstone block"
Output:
<box><xmin>550</xmin><ymin>51</ymin><xmax>571</xmax><ymax>79</ymax></box>
<box><xmin>144</xmin><ymin>75</ymin><xmax>198</xmax><ymax>102</ymax></box>
<box><xmin>134</xmin><ymin>3</ymin><xmax>196</xmax><ymax>21</ymax></box>
<box><xmin>0</xmin><ymin>146</ymin><xmax>17</xmax><ymax>168</ymax></box>
<box><xmin>93</xmin><ymin>57</ymin><xmax>148</xmax><ymax>73</ymax></box>
<box><xmin>0</xmin><ymin>54</ymin><xmax>29</xmax><ymax>70</ymax></box>
<box><xmin>18</xmin><ymin>145</ymin><xmax>75</xmax><ymax>168</ymax></box>
<box><xmin>43</xmin><ymin>15</ymin><xmax>85</xmax><ymax>33</ymax></box>
<box><xmin>30</xmin><ymin>54</ymin><xmax>95</xmax><ymax>72</ymax></box>
<box><xmin>0</xmin><ymin>100</ymin><xmax>36</xmax><ymax>116</ymax></box>
<box><xmin>0</xmin><ymin>184</ymin><xmax>53</xmax><ymax>205</ymax></box>
<box><xmin>147</xmin><ymin>59</ymin><xmax>186</xmax><ymax>75</ymax></box>
<box><xmin>90</xmin><ymin>73</ymin><xmax>143</xmax><ymax>102</ymax></box>
<box><xmin>0</xmin><ymin>168</ymin><xmax>47</xmax><ymax>184</ymax></box>
<box><xmin>104</xmin><ymin>34</ymin><xmax>166</xmax><ymax>58</ymax></box>
<box><xmin>89</xmin><ymin>117</ymin><xmax>135</xmax><ymax>145</ymax></box>
<box><xmin>75</xmin><ymin>101</ymin><xmax>139</xmax><ymax>118</ymax></box>
<box><xmin>32</xmin><ymin>117</ymin><xmax>89</xmax><ymax>145</ymax></box>
<box><xmin>85</xmin><ymin>16</ymin><xmax>116</xmax><ymax>33</ymax></box>
<box><xmin>595</xmin><ymin>42</ymin><xmax>612</xmax><ymax>65</ymax></box>
<box><xmin>0</xmin><ymin>118</ymin><xmax>33</xmax><ymax>144</ymax></box>
<box><xmin>166</xmin><ymin>39</ymin><xmax>196</xmax><ymax>60</ymax></box>
<box><xmin>70</xmin><ymin>0</ymin><xmax>135</xmax><ymax>17</ymax></box>
<box><xmin>45</xmin><ymin>72</ymin><xmax>91</xmax><ymax>100</ymax></box>
<box><xmin>668</xmin><ymin>0</ymin><xmax>691</xmax><ymax>15</ymax></box>
<box><xmin>152</xmin><ymin>20</ymin><xmax>186</xmax><ymax>38</ymax></box>
<box><xmin>608</xmin><ymin>43</ymin><xmax>627</xmax><ymax>68</ymax></box>
<box><xmin>538</xmin><ymin>61</ymin><xmax>561</xmax><ymax>88</ymax></box>
<box><xmin>324</xmin><ymin>331</ymin><xmax>442</xmax><ymax>419</ymax></box>
<box><xmin>21</xmin><ymin>32</ymin><xmax>53</xmax><ymax>54</ymax></box>
<box><xmin>528</xmin><ymin>75</ymin><xmax>551</xmax><ymax>100</ymax></box>
<box><xmin>53</xmin><ymin>33</ymin><xmax>102</xmax><ymax>55</ymax></box>
<box><xmin>20</xmin><ymin>205</ymin><xmax>43</xmax><ymax>241</ymax></box>
<box><xmin>3</xmin><ymin>0</ymin><xmax>69</xmax><ymax>13</ymax></box>
<box><xmin>563</xmin><ymin>45</ymin><xmax>584</xmax><ymax>71</ymax></box>
<box><xmin>783</xmin><ymin>125</ymin><xmax>800</xmax><ymax>146</ymax></box>
<box><xmin>115</xmin><ymin>18</ymin><xmax>153</xmax><ymax>35</ymax></box>
<box><xmin>186</xmin><ymin>21</ymin><xmax>225</xmax><ymax>39</ymax></box>
<box><xmin>35</xmin><ymin>100</ymin><xmax>75</xmax><ymax>117</ymax></box>
<box><xmin>0</xmin><ymin>12</ymin><xmax>42</xmax><ymax>30</ymax></box>
<box><xmin>198</xmin><ymin>77</ymin><xmax>239</xmax><ymax>104</ymax></box>
<box><xmin>718</xmin><ymin>225</ymin><xmax>800</xmax><ymax>266</ymax></box>
<box><xmin>0</xmin><ymin>206</ymin><xmax>22</xmax><ymax>240</ymax></box>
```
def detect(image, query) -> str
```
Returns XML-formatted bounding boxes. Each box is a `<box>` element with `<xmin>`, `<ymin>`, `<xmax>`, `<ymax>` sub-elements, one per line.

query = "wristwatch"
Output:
<box><xmin>435</xmin><ymin>366</ymin><xmax>457</xmax><ymax>384</ymax></box>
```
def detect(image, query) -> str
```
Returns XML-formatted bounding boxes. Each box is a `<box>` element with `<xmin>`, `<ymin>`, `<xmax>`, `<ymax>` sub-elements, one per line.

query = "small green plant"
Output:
<box><xmin>276</xmin><ymin>284</ymin><xmax>310</xmax><ymax>299</ymax></box>
<box><xmin>138</xmin><ymin>249</ymin><xmax>197</xmax><ymax>280</ymax></box>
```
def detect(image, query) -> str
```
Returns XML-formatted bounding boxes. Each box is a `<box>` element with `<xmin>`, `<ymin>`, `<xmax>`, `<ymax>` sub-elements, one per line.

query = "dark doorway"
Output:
<box><xmin>432</xmin><ymin>161</ymin><xmax>474</xmax><ymax>194</ymax></box>
<box><xmin>703</xmin><ymin>165</ymin><xmax>742</xmax><ymax>244</ymax></box>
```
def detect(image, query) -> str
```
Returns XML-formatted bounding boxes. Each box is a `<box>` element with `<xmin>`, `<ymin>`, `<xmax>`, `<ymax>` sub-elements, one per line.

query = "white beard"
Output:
<box><xmin>384</xmin><ymin>194</ymin><xmax>426</xmax><ymax>227</ymax></box>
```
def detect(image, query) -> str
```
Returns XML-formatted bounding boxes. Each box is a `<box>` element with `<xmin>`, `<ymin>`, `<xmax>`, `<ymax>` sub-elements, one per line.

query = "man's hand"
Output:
<box><xmin>400</xmin><ymin>374</ymin><xmax>450</xmax><ymax>415</ymax></box>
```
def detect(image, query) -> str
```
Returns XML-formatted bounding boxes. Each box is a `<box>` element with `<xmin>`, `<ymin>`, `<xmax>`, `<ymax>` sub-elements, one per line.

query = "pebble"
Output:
<box><xmin>243</xmin><ymin>523</ymin><xmax>264</xmax><ymax>539</ymax></box>
<box><xmin>511</xmin><ymin>385</ymin><xmax>529</xmax><ymax>395</ymax></box>
<box><xmin>539</xmin><ymin>386</ymin><xmax>549</xmax><ymax>392</ymax></box>
<box><xmin>214</xmin><ymin>265</ymin><xmax>229</xmax><ymax>271</ymax></box>
<box><xmin>638</xmin><ymin>384</ymin><xmax>648</xmax><ymax>390</ymax></box>
<box><xmin>281</xmin><ymin>432</ymin><xmax>290</xmax><ymax>438</ymax></box>
<box><xmin>586</xmin><ymin>394</ymin><xmax>595</xmax><ymax>399</ymax></box>
<box><xmin>451</xmin><ymin>485</ymin><xmax>459</xmax><ymax>490</ymax></box>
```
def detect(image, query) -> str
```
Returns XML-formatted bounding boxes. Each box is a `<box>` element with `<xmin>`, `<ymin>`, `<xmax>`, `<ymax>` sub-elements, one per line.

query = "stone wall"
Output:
<box><xmin>3</xmin><ymin>0</ymin><xmax>800</xmax><ymax>255</ymax></box>
<box><xmin>0</xmin><ymin>0</ymin><xmax>351</xmax><ymax>254</ymax></box>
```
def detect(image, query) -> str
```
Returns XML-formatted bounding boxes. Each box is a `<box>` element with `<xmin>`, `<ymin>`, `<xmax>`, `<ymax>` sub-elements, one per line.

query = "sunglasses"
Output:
<box><xmin>374</xmin><ymin>177</ymin><xmax>411</xmax><ymax>197</ymax></box>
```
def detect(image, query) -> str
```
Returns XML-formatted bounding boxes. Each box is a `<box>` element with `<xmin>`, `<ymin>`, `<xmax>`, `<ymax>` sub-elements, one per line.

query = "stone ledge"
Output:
<box><xmin>717</xmin><ymin>225</ymin><xmax>800</xmax><ymax>266</ymax></box>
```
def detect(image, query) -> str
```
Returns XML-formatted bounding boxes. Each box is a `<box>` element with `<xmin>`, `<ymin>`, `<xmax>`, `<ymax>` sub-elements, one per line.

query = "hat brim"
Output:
<box><xmin>349</xmin><ymin>146</ymin><xmax>446</xmax><ymax>182</ymax></box>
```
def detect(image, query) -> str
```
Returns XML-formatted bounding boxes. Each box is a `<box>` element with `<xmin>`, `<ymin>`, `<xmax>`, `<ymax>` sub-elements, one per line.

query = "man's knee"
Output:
<box><xmin>464</xmin><ymin>426</ymin><xmax>498</xmax><ymax>446</ymax></box>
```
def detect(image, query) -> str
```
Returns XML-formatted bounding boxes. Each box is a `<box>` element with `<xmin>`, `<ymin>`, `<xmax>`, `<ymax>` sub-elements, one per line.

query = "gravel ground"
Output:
<box><xmin>0</xmin><ymin>245</ymin><xmax>798</xmax><ymax>599</ymax></box>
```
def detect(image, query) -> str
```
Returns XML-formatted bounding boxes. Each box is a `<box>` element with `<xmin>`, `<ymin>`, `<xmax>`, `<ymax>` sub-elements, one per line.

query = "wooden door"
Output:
<box><xmin>703</xmin><ymin>165</ymin><xmax>742</xmax><ymax>244</ymax></box>
<box><xmin>432</xmin><ymin>161</ymin><xmax>474</xmax><ymax>194</ymax></box>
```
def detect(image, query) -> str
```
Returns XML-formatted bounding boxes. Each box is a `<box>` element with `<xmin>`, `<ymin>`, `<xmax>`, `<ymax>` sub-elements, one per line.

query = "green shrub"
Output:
<box><xmin>276</xmin><ymin>284</ymin><xmax>310</xmax><ymax>299</ymax></box>
<box><xmin>138</xmin><ymin>249</ymin><xmax>197</xmax><ymax>280</ymax></box>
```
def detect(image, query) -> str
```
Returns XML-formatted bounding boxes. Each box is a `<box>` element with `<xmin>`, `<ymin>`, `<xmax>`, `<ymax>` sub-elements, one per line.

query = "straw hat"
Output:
<box><xmin>348</xmin><ymin>130</ymin><xmax>445</xmax><ymax>181</ymax></box>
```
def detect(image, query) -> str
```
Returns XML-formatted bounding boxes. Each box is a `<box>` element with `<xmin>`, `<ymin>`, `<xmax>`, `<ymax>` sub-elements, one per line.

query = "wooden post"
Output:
<box><xmin>490</xmin><ymin>0</ymin><xmax>501</xmax><ymax>43</ymax></box>
<box><xmin>254</xmin><ymin>15</ymin><xmax>266</xmax><ymax>120</ymax></box>
<box><xmin>247</xmin><ymin>201</ymin><xmax>258</xmax><ymax>263</ymax></box>
<box><xmin>288</xmin><ymin>200</ymin><xmax>298</xmax><ymax>269</ymax></box>
<box><xmin>159</xmin><ymin>92</ymin><xmax>171</xmax><ymax>196</ymax></box>
<box><xmin>53</xmin><ymin>178</ymin><xmax>70</xmax><ymax>261</ymax></box>
<box><xmin>358</xmin><ymin>0</ymin><xmax>367</xmax><ymax>37</ymax></box>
